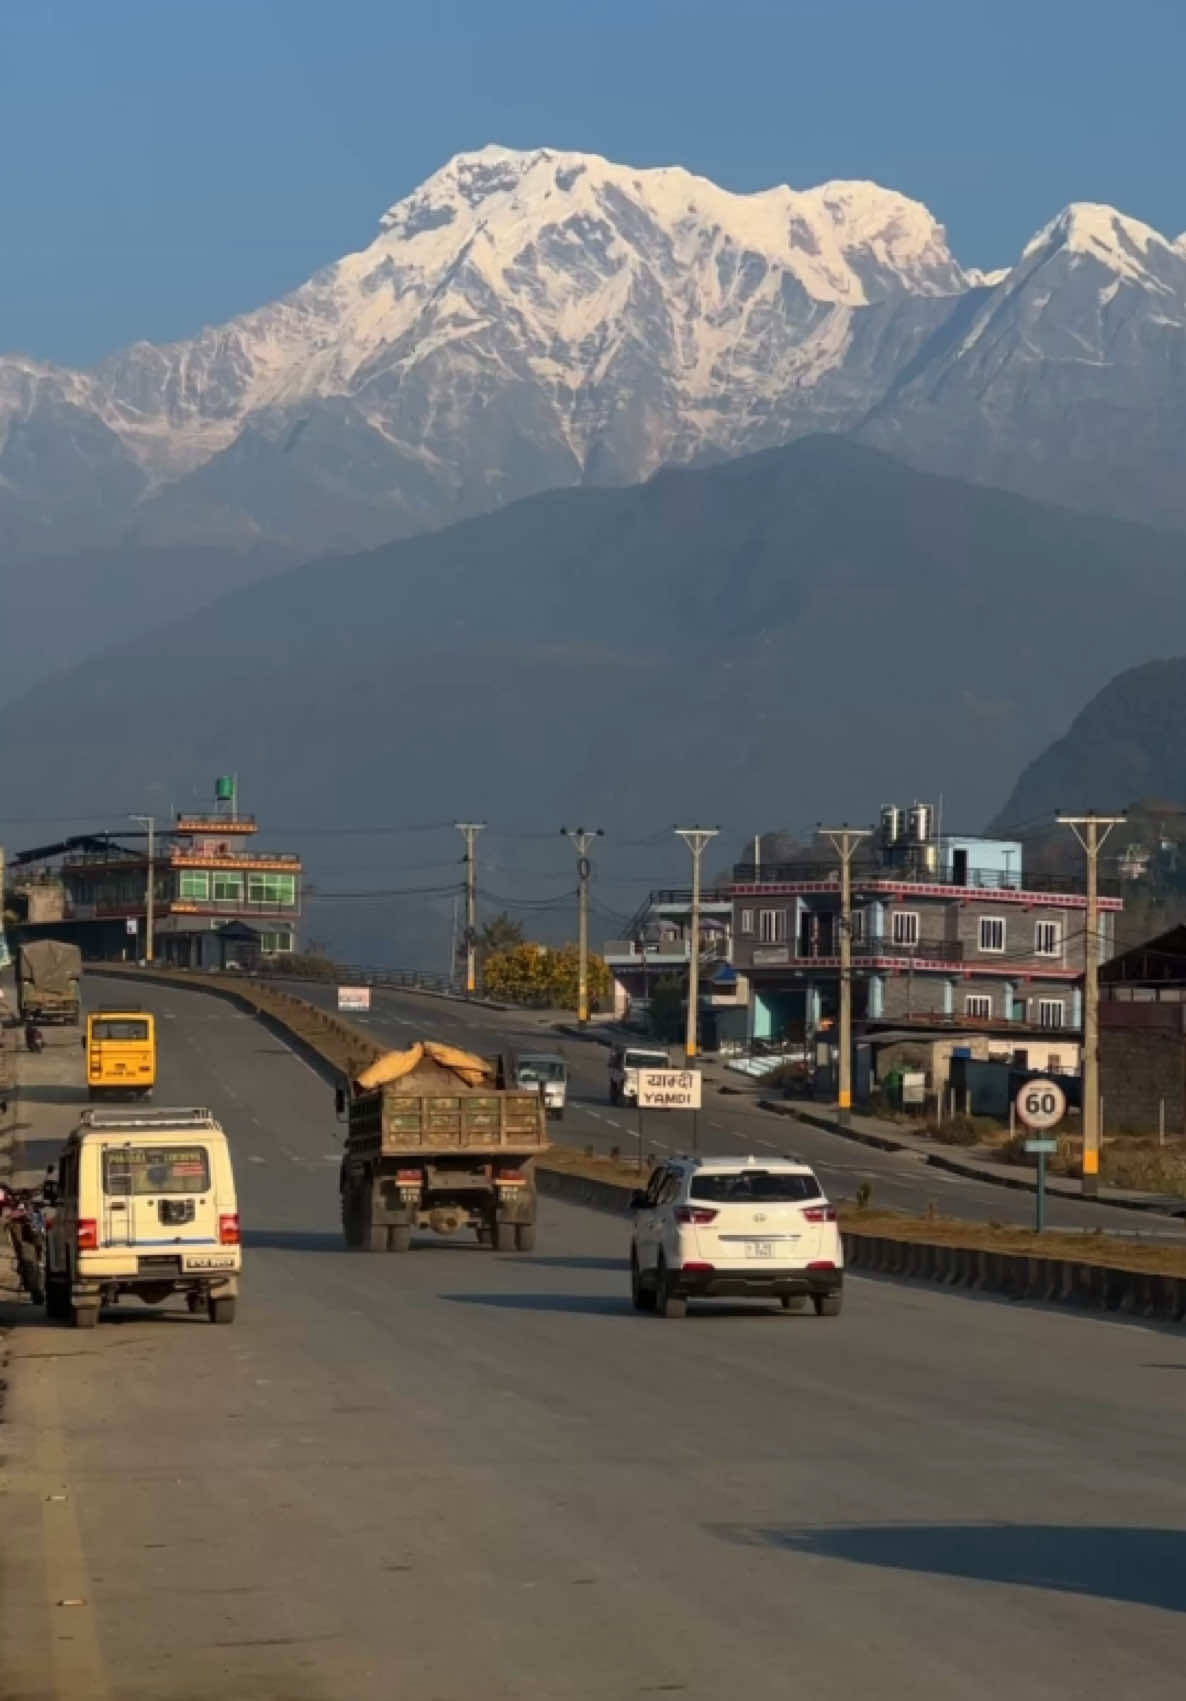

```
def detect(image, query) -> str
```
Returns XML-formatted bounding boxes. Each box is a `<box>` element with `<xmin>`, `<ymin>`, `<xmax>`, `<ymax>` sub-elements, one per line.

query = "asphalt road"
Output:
<box><xmin>292</xmin><ymin>978</ymin><xmax>1186</xmax><ymax>1240</ymax></box>
<box><xmin>2</xmin><ymin>977</ymin><xmax>1186</xmax><ymax>1701</ymax></box>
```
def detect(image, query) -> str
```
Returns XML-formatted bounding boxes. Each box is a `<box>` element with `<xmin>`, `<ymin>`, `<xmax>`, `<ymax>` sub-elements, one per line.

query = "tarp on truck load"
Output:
<box><xmin>355</xmin><ymin>1040</ymin><xmax>493</xmax><ymax>1093</ymax></box>
<box><xmin>17</xmin><ymin>939</ymin><xmax>82</xmax><ymax>992</ymax></box>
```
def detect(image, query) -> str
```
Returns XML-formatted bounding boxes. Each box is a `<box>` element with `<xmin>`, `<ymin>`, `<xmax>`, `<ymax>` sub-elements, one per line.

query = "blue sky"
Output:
<box><xmin>2</xmin><ymin>0</ymin><xmax>1184</xmax><ymax>366</ymax></box>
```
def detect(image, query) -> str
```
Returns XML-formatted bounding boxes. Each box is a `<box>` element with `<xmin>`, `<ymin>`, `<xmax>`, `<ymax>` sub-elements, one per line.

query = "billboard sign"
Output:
<box><xmin>637</xmin><ymin>1069</ymin><xmax>702</xmax><ymax>1110</ymax></box>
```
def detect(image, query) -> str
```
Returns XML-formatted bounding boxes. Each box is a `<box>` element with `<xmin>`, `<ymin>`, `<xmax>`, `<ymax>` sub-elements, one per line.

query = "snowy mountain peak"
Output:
<box><xmin>1021</xmin><ymin>201</ymin><xmax>1183</xmax><ymax>289</ymax></box>
<box><xmin>373</xmin><ymin>145</ymin><xmax>968</xmax><ymax>304</ymax></box>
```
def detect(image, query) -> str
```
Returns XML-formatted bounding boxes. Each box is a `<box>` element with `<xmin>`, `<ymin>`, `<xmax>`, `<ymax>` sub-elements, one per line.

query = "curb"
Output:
<box><xmin>841</xmin><ymin>1232</ymin><xmax>1186</xmax><ymax>1322</ymax></box>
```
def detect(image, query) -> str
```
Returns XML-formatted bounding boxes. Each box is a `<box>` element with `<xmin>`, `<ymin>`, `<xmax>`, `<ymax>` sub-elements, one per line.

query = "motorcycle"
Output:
<box><xmin>2</xmin><ymin>1188</ymin><xmax>47</xmax><ymax>1307</ymax></box>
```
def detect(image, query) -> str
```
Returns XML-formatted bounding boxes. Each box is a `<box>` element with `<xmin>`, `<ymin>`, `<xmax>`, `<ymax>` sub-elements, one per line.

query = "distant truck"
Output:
<box><xmin>17</xmin><ymin>940</ymin><xmax>82</xmax><ymax>1026</ymax></box>
<box><xmin>514</xmin><ymin>1051</ymin><xmax>567</xmax><ymax>1119</ymax></box>
<box><xmin>336</xmin><ymin>1040</ymin><xmax>550</xmax><ymax>1253</ymax></box>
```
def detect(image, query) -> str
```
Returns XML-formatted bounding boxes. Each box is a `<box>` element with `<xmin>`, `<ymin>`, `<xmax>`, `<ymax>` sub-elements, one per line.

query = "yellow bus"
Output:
<box><xmin>84</xmin><ymin>1008</ymin><xmax>157</xmax><ymax>1100</ymax></box>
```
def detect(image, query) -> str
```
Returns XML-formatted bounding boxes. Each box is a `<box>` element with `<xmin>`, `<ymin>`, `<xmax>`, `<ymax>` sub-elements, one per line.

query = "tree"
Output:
<box><xmin>546</xmin><ymin>943</ymin><xmax>611</xmax><ymax>1013</ymax></box>
<box><xmin>483</xmin><ymin>939</ymin><xmax>611</xmax><ymax>1009</ymax></box>
<box><xmin>483</xmin><ymin>942</ymin><xmax>552</xmax><ymax>1004</ymax></box>
<box><xmin>479</xmin><ymin>912</ymin><xmax>525</xmax><ymax>959</ymax></box>
<box><xmin>647</xmin><ymin>973</ymin><xmax>685</xmax><ymax>1041</ymax></box>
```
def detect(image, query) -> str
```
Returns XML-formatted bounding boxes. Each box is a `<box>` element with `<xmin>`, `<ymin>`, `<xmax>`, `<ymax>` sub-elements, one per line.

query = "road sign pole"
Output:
<box><xmin>1036</xmin><ymin>1149</ymin><xmax>1047</xmax><ymax>1235</ymax></box>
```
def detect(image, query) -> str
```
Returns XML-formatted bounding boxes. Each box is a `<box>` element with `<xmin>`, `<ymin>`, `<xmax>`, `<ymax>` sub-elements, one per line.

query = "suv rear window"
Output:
<box><xmin>625</xmin><ymin>1051</ymin><xmax>668</xmax><ymax>1068</ymax></box>
<box><xmin>104</xmin><ymin>1146</ymin><xmax>210</xmax><ymax>1196</ymax></box>
<box><xmin>690</xmin><ymin>1171</ymin><xmax>822</xmax><ymax>1203</ymax></box>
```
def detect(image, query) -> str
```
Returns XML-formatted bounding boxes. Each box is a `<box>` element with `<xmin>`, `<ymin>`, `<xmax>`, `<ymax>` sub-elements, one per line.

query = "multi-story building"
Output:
<box><xmin>54</xmin><ymin>782</ymin><xmax>302</xmax><ymax>967</ymax></box>
<box><xmin>729</xmin><ymin>807</ymin><xmax>1121</xmax><ymax>1058</ymax></box>
<box><xmin>603</xmin><ymin>887</ymin><xmax>742</xmax><ymax>1041</ymax></box>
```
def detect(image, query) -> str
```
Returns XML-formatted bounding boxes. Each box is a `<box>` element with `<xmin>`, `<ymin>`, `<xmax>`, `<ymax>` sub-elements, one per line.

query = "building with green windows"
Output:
<box><xmin>55</xmin><ymin>788</ymin><xmax>302</xmax><ymax>966</ymax></box>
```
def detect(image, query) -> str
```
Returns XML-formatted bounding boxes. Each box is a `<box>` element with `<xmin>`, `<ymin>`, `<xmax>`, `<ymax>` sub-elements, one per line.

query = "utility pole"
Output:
<box><xmin>817</xmin><ymin>825</ymin><xmax>872</xmax><ymax>1124</ymax></box>
<box><xmin>1058</xmin><ymin>811</ymin><xmax>1124</xmax><ymax>1197</ymax></box>
<box><xmin>561</xmin><ymin>827</ymin><xmax>604</xmax><ymax>1026</ymax></box>
<box><xmin>129</xmin><ymin>814</ymin><xmax>156</xmax><ymax>964</ymax></box>
<box><xmin>454</xmin><ymin>822</ymin><xmax>485</xmax><ymax>996</ymax></box>
<box><xmin>448</xmin><ymin>895</ymin><xmax>460</xmax><ymax>986</ymax></box>
<box><xmin>675</xmin><ymin>827</ymin><xmax>720</xmax><ymax>1061</ymax></box>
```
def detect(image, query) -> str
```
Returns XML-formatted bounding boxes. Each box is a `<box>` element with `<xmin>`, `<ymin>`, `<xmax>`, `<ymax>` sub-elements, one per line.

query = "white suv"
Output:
<box><xmin>629</xmin><ymin>1154</ymin><xmax>843</xmax><ymax>1319</ymax></box>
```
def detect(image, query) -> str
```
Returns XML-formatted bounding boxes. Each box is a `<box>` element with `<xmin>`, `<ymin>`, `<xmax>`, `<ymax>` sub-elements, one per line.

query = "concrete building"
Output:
<box><xmin>1100</xmin><ymin>925</ymin><xmax>1186</xmax><ymax>1134</ymax></box>
<box><xmin>728</xmin><ymin>808</ymin><xmax>1120</xmax><ymax>1070</ymax></box>
<box><xmin>11</xmin><ymin>780</ymin><xmax>302</xmax><ymax>966</ymax></box>
<box><xmin>603</xmin><ymin>887</ymin><xmax>744</xmax><ymax>1044</ymax></box>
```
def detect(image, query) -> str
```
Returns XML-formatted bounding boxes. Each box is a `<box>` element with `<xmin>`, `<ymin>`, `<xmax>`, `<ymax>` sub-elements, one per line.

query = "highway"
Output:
<box><xmin>295</xmin><ymin>978</ymin><xmax>1186</xmax><ymax>1239</ymax></box>
<box><xmin>2</xmin><ymin>975</ymin><xmax>1185</xmax><ymax>1700</ymax></box>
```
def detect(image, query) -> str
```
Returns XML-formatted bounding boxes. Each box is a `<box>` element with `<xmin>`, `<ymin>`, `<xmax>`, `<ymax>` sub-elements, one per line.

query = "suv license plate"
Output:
<box><xmin>745</xmin><ymin>1241</ymin><xmax>775</xmax><ymax>1259</ymax></box>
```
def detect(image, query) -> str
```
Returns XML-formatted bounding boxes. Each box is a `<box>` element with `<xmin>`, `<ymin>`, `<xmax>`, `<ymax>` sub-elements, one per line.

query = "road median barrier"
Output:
<box><xmin>93</xmin><ymin>967</ymin><xmax>1186</xmax><ymax>1321</ymax></box>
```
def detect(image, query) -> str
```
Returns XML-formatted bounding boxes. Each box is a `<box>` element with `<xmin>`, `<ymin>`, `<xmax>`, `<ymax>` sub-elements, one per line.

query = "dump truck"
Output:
<box><xmin>336</xmin><ymin>1040</ymin><xmax>549</xmax><ymax>1252</ymax></box>
<box><xmin>17</xmin><ymin>940</ymin><xmax>82</xmax><ymax>1026</ymax></box>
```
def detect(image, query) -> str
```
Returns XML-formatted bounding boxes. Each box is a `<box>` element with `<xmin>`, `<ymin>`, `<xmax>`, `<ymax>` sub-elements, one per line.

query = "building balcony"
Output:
<box><xmin>603</xmin><ymin>937</ymin><xmax>729</xmax><ymax>967</ymax></box>
<box><xmin>174</xmin><ymin>814</ymin><xmax>258</xmax><ymax>834</ymax></box>
<box><xmin>170</xmin><ymin>850</ymin><xmax>301</xmax><ymax>870</ymax></box>
<box><xmin>730</xmin><ymin>861</ymin><xmax>1121</xmax><ymax>907</ymax></box>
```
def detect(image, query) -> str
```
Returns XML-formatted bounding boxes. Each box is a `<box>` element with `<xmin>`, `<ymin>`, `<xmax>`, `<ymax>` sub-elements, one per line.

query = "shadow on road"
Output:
<box><xmin>445</xmin><ymin>1292</ymin><xmax>629</xmax><ymax>1315</ymax></box>
<box><xmin>709</xmin><ymin>1522</ymin><xmax>1186</xmax><ymax>1612</ymax></box>
<box><xmin>516</xmin><ymin>1255</ymin><xmax>625</xmax><ymax>1271</ymax></box>
<box><xmin>9</xmin><ymin>1083</ymin><xmax>88</xmax><ymax>1106</ymax></box>
<box><xmin>243</xmin><ymin>1229</ymin><xmax>344</xmax><ymax>1253</ymax></box>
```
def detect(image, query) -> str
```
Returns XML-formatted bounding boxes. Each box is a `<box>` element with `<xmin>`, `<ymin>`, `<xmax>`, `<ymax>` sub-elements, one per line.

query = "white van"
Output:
<box><xmin>44</xmin><ymin>1106</ymin><xmax>241</xmax><ymax>1328</ymax></box>
<box><xmin>514</xmin><ymin>1052</ymin><xmax>567</xmax><ymax>1119</ymax></box>
<box><xmin>609</xmin><ymin>1045</ymin><xmax>671</xmax><ymax>1106</ymax></box>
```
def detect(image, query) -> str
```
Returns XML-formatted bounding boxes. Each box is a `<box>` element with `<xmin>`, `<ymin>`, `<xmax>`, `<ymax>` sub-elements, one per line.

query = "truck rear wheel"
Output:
<box><xmin>341</xmin><ymin>1184</ymin><xmax>364</xmax><ymax>1248</ymax></box>
<box><xmin>208</xmin><ymin>1296</ymin><xmax>236</xmax><ymax>1325</ymax></box>
<box><xmin>492</xmin><ymin>1219</ymin><xmax>517</xmax><ymax>1252</ymax></box>
<box><xmin>46</xmin><ymin>1274</ymin><xmax>71</xmax><ymax>1322</ymax></box>
<box><xmin>514</xmin><ymin>1223</ymin><xmax>536</xmax><ymax>1252</ymax></box>
<box><xmin>387</xmin><ymin>1225</ymin><xmax>412</xmax><ymax>1253</ymax></box>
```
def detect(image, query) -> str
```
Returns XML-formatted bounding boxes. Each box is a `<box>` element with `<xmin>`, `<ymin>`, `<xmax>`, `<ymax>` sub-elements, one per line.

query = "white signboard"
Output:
<box><xmin>337</xmin><ymin>986</ymin><xmax>372</xmax><ymax>1013</ymax></box>
<box><xmin>126</xmin><ymin>917</ymin><xmax>139</xmax><ymax>935</ymax></box>
<box><xmin>637</xmin><ymin>1068</ymin><xmax>702</xmax><ymax>1110</ymax></box>
<box><xmin>1015</xmin><ymin>1077</ymin><xmax>1067</xmax><ymax>1132</ymax></box>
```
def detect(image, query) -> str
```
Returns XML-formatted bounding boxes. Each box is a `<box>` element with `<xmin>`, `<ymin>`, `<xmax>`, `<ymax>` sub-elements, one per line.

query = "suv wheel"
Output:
<box><xmin>630</xmin><ymin>1249</ymin><xmax>654</xmax><ymax>1312</ymax></box>
<box><xmin>654</xmin><ymin>1258</ymin><xmax>687</xmax><ymax>1320</ymax></box>
<box><xmin>813</xmin><ymin>1291</ymin><xmax>843</xmax><ymax>1317</ymax></box>
<box><xmin>780</xmin><ymin>1295</ymin><xmax>808</xmax><ymax>1312</ymax></box>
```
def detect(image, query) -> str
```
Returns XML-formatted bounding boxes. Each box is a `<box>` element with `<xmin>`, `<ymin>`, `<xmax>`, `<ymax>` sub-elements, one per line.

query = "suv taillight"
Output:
<box><xmin>219</xmin><ymin>1213</ymin><xmax>241</xmax><ymax>1245</ymax></box>
<box><xmin>77</xmin><ymin>1218</ymin><xmax>99</xmax><ymax>1251</ymax></box>
<box><xmin>675</xmin><ymin>1206</ymin><xmax>718</xmax><ymax>1225</ymax></box>
<box><xmin>802</xmin><ymin>1205</ymin><xmax>837</xmax><ymax>1223</ymax></box>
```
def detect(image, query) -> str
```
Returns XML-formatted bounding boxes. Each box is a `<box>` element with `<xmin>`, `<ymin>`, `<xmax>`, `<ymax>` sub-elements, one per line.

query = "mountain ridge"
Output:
<box><xmin>6</xmin><ymin>144</ymin><xmax>1186</xmax><ymax>568</ymax></box>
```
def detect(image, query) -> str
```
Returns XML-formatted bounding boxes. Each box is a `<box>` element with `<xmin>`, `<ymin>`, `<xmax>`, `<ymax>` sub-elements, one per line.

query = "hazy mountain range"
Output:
<box><xmin>5</xmin><ymin>437</ymin><xmax>1186</xmax><ymax>958</ymax></box>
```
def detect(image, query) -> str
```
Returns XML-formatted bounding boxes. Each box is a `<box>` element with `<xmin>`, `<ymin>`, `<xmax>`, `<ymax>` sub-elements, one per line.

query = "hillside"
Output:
<box><xmin>6</xmin><ymin>437</ymin><xmax>1186</xmax><ymax>960</ymax></box>
<box><xmin>992</xmin><ymin>660</ymin><xmax>1186</xmax><ymax>829</ymax></box>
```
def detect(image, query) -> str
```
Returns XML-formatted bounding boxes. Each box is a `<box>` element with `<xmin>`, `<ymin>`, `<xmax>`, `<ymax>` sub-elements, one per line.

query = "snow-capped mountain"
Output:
<box><xmin>3</xmin><ymin>145</ymin><xmax>1186</xmax><ymax>562</ymax></box>
<box><xmin>857</xmin><ymin>203</ymin><xmax>1186</xmax><ymax>522</ymax></box>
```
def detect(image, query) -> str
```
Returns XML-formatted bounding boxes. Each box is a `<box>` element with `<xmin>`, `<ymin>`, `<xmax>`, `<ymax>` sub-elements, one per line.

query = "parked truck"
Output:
<box><xmin>17</xmin><ymin>940</ymin><xmax>82</xmax><ymax>1026</ymax></box>
<box><xmin>336</xmin><ymin>1040</ymin><xmax>549</xmax><ymax>1253</ymax></box>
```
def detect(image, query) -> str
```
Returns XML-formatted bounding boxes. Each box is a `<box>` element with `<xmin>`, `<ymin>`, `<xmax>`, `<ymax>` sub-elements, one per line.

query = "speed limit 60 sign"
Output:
<box><xmin>1015</xmin><ymin>1077</ymin><xmax>1067</xmax><ymax>1131</ymax></box>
